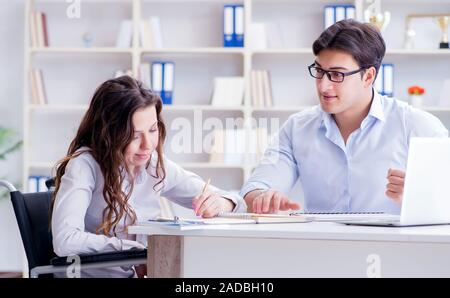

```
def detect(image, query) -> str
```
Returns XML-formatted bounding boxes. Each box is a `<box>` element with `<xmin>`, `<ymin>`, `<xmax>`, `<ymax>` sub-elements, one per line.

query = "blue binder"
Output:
<box><xmin>234</xmin><ymin>5</ymin><xmax>244</xmax><ymax>47</ymax></box>
<box><xmin>382</xmin><ymin>63</ymin><xmax>394</xmax><ymax>97</ymax></box>
<box><xmin>151</xmin><ymin>61</ymin><xmax>163</xmax><ymax>100</ymax></box>
<box><xmin>323</xmin><ymin>5</ymin><xmax>356</xmax><ymax>29</ymax></box>
<box><xmin>375</xmin><ymin>63</ymin><xmax>395</xmax><ymax>97</ymax></box>
<box><xmin>162</xmin><ymin>62</ymin><xmax>174</xmax><ymax>105</ymax></box>
<box><xmin>223</xmin><ymin>5</ymin><xmax>234</xmax><ymax>47</ymax></box>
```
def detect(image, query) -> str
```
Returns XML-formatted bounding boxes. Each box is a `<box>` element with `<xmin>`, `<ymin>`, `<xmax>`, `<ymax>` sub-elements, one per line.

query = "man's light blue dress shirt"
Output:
<box><xmin>241</xmin><ymin>91</ymin><xmax>448</xmax><ymax>214</ymax></box>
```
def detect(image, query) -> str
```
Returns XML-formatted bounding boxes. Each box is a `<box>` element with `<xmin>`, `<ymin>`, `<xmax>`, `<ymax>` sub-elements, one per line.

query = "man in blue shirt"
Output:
<box><xmin>240</xmin><ymin>19</ymin><xmax>448</xmax><ymax>214</ymax></box>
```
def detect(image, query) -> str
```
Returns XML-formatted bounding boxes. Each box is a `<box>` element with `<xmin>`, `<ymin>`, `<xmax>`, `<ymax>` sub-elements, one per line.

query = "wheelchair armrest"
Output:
<box><xmin>50</xmin><ymin>248</ymin><xmax>147</xmax><ymax>266</ymax></box>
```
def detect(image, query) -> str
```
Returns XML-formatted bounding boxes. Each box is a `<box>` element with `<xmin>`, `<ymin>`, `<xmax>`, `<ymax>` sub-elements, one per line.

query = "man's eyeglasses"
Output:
<box><xmin>308</xmin><ymin>63</ymin><xmax>367</xmax><ymax>83</ymax></box>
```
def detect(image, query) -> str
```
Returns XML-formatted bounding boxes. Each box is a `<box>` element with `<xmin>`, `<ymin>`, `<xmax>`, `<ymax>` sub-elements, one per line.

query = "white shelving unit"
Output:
<box><xmin>23</xmin><ymin>0</ymin><xmax>450</xmax><ymax>196</ymax></box>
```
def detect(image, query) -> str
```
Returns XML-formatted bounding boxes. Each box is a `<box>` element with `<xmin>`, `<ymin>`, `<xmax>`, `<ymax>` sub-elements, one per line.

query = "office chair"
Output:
<box><xmin>0</xmin><ymin>180</ymin><xmax>147</xmax><ymax>278</ymax></box>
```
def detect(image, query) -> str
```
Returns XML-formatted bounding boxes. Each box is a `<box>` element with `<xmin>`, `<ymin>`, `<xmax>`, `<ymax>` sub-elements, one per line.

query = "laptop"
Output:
<box><xmin>343</xmin><ymin>137</ymin><xmax>450</xmax><ymax>227</ymax></box>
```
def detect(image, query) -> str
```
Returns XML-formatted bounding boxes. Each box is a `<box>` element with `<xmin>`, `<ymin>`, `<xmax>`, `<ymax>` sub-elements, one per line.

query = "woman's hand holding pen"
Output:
<box><xmin>192</xmin><ymin>179</ymin><xmax>235</xmax><ymax>218</ymax></box>
<box><xmin>192</xmin><ymin>191</ymin><xmax>235</xmax><ymax>218</ymax></box>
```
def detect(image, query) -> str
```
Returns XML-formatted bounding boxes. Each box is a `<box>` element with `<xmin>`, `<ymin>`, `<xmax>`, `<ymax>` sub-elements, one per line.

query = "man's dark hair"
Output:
<box><xmin>312</xmin><ymin>19</ymin><xmax>386</xmax><ymax>79</ymax></box>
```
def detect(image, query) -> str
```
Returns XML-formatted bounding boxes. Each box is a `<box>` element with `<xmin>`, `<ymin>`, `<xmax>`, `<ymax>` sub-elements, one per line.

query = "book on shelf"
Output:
<box><xmin>115</xmin><ymin>19</ymin><xmax>133</xmax><ymax>48</ymax></box>
<box><xmin>30</xmin><ymin>11</ymin><xmax>49</xmax><ymax>47</ymax></box>
<box><xmin>323</xmin><ymin>5</ymin><xmax>355</xmax><ymax>29</ymax></box>
<box><xmin>251</xmin><ymin>70</ymin><xmax>273</xmax><ymax>108</ymax></box>
<box><xmin>151</xmin><ymin>61</ymin><xmax>174</xmax><ymax>104</ymax></box>
<box><xmin>140</xmin><ymin>16</ymin><xmax>163</xmax><ymax>49</ymax></box>
<box><xmin>163</xmin><ymin>62</ymin><xmax>174</xmax><ymax>105</ymax></box>
<box><xmin>30</xmin><ymin>68</ymin><xmax>47</xmax><ymax>105</ymax></box>
<box><xmin>234</xmin><ymin>5</ymin><xmax>244</xmax><ymax>47</ymax></box>
<box><xmin>223</xmin><ymin>4</ymin><xmax>244</xmax><ymax>47</ymax></box>
<box><xmin>210</xmin><ymin>76</ymin><xmax>244</xmax><ymax>107</ymax></box>
<box><xmin>374</xmin><ymin>63</ymin><xmax>394</xmax><ymax>97</ymax></box>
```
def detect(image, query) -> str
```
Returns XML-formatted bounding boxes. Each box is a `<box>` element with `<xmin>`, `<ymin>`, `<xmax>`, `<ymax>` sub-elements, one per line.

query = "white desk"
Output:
<box><xmin>128</xmin><ymin>222</ymin><xmax>450</xmax><ymax>278</ymax></box>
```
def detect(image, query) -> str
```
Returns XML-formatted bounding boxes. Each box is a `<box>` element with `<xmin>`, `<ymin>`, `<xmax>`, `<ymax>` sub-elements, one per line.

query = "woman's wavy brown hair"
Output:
<box><xmin>50</xmin><ymin>76</ymin><xmax>166</xmax><ymax>236</ymax></box>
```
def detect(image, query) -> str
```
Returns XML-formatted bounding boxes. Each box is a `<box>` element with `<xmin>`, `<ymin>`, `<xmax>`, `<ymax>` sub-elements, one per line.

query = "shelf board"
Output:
<box><xmin>179</xmin><ymin>162</ymin><xmax>245</xmax><ymax>169</ymax></box>
<box><xmin>141</xmin><ymin>47</ymin><xmax>245</xmax><ymax>55</ymax></box>
<box><xmin>386</xmin><ymin>49</ymin><xmax>450</xmax><ymax>55</ymax></box>
<box><xmin>251</xmin><ymin>48</ymin><xmax>450</xmax><ymax>56</ymax></box>
<box><xmin>28</xmin><ymin>105</ymin><xmax>88</xmax><ymax>113</ymax></box>
<box><xmin>163</xmin><ymin>105</ymin><xmax>245</xmax><ymax>112</ymax></box>
<box><xmin>30</xmin><ymin>47</ymin><xmax>133</xmax><ymax>54</ymax></box>
<box><xmin>251</xmin><ymin>48</ymin><xmax>312</xmax><ymax>55</ymax></box>
<box><xmin>252</xmin><ymin>48</ymin><xmax>450</xmax><ymax>56</ymax></box>
<box><xmin>29</xmin><ymin>162</ymin><xmax>55</xmax><ymax>169</ymax></box>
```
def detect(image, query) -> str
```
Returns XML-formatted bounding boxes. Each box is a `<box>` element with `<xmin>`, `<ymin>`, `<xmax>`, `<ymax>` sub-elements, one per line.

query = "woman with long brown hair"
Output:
<box><xmin>51</xmin><ymin>76</ymin><xmax>245</xmax><ymax>277</ymax></box>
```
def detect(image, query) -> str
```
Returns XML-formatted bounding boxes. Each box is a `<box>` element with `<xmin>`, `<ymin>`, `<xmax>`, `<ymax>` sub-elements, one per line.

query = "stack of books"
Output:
<box><xmin>29</xmin><ymin>11</ymin><xmax>49</xmax><ymax>47</ymax></box>
<box><xmin>29</xmin><ymin>68</ymin><xmax>47</xmax><ymax>105</ymax></box>
<box><xmin>251</xmin><ymin>70</ymin><xmax>273</xmax><ymax>108</ymax></box>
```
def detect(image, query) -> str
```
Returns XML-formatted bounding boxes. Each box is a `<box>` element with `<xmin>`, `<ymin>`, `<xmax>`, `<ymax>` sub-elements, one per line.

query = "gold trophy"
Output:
<box><xmin>437</xmin><ymin>16</ymin><xmax>449</xmax><ymax>48</ymax></box>
<box><xmin>364</xmin><ymin>0</ymin><xmax>390</xmax><ymax>32</ymax></box>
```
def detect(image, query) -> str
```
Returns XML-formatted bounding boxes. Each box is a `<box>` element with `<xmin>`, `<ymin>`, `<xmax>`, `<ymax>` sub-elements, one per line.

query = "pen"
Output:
<box><xmin>195</xmin><ymin>178</ymin><xmax>210</xmax><ymax>215</ymax></box>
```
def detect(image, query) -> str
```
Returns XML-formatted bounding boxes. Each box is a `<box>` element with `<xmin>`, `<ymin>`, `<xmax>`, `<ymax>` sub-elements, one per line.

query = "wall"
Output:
<box><xmin>0</xmin><ymin>0</ymin><xmax>26</xmax><ymax>272</ymax></box>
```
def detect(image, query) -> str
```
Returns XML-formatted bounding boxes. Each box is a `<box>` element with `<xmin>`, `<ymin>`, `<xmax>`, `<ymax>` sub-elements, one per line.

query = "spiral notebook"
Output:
<box><xmin>289</xmin><ymin>212</ymin><xmax>398</xmax><ymax>222</ymax></box>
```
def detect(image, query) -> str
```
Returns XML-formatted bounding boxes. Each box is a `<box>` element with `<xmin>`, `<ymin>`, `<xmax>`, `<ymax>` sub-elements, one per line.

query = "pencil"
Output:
<box><xmin>194</xmin><ymin>178</ymin><xmax>211</xmax><ymax>216</ymax></box>
<box><xmin>201</xmin><ymin>178</ymin><xmax>211</xmax><ymax>195</ymax></box>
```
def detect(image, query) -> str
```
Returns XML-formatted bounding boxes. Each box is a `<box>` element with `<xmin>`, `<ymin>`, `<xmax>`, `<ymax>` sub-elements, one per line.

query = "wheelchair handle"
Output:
<box><xmin>0</xmin><ymin>180</ymin><xmax>17</xmax><ymax>192</ymax></box>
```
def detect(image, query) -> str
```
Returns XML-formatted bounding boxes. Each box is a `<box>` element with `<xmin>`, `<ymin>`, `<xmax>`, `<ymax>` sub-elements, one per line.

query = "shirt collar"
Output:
<box><xmin>367</xmin><ymin>89</ymin><xmax>385</xmax><ymax>123</ymax></box>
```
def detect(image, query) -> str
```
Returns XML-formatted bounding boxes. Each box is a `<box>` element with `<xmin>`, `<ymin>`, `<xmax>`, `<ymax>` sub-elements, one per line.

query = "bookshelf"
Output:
<box><xmin>23</xmin><ymin>0</ymin><xmax>450</xmax><ymax>205</ymax></box>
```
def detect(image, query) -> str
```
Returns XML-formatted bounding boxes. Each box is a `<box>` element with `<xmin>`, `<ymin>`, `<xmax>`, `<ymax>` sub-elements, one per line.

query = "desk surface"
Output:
<box><xmin>128</xmin><ymin>221</ymin><xmax>450</xmax><ymax>243</ymax></box>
